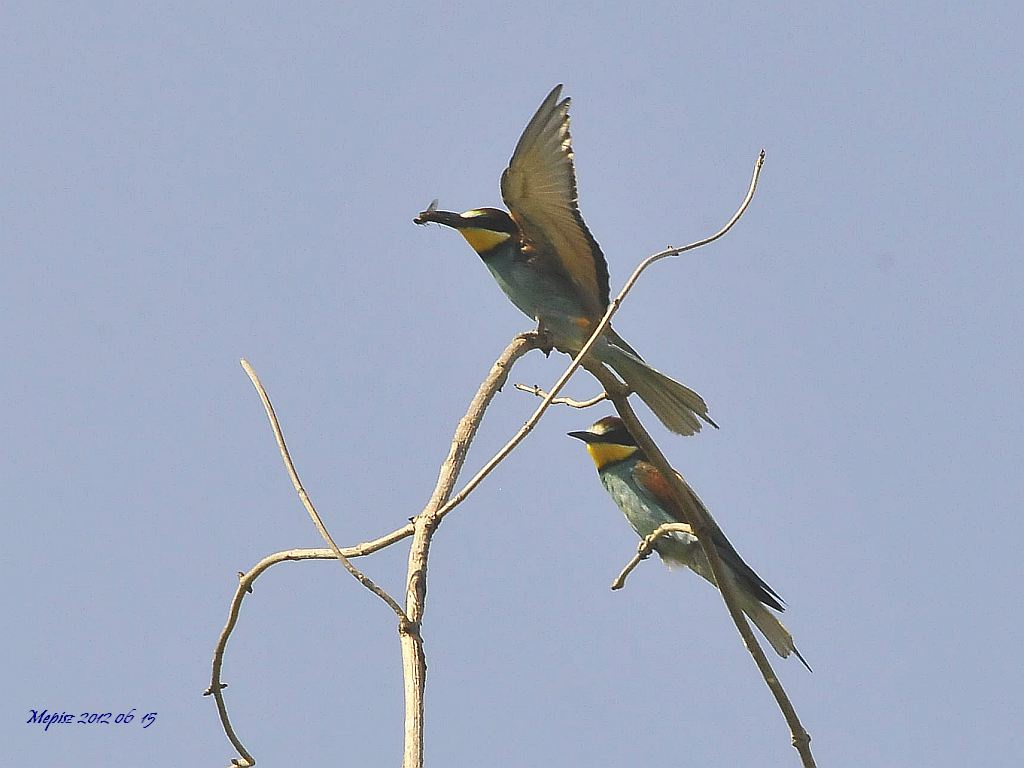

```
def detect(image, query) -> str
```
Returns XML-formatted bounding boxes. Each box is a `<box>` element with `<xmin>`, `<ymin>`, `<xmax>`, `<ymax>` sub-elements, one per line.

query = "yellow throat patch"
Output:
<box><xmin>585</xmin><ymin>442</ymin><xmax>638</xmax><ymax>470</ymax></box>
<box><xmin>459</xmin><ymin>227</ymin><xmax>511</xmax><ymax>254</ymax></box>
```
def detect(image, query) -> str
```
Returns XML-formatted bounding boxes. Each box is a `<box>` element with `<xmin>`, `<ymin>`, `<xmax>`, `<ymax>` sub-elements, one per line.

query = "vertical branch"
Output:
<box><xmin>399</xmin><ymin>334</ymin><xmax>537</xmax><ymax>768</ymax></box>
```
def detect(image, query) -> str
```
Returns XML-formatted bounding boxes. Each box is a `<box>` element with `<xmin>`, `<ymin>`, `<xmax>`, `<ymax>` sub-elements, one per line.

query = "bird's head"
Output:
<box><xmin>568</xmin><ymin>416</ymin><xmax>640</xmax><ymax>470</ymax></box>
<box><xmin>414</xmin><ymin>205</ymin><xmax>519</xmax><ymax>256</ymax></box>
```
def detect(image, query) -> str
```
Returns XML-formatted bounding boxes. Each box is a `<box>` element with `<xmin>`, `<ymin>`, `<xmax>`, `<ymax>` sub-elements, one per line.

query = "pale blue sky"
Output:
<box><xmin>3</xmin><ymin>2</ymin><xmax>1022</xmax><ymax>765</ymax></box>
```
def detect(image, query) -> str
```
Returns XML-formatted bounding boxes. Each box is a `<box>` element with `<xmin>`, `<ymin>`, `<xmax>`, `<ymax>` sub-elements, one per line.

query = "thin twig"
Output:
<box><xmin>610</xmin><ymin>522</ymin><xmax>694</xmax><ymax>589</ymax></box>
<box><xmin>240</xmin><ymin>359</ymin><xmax>407</xmax><ymax>619</ymax></box>
<box><xmin>513</xmin><ymin>383</ymin><xmax>609</xmax><ymax>408</ymax></box>
<box><xmin>612</xmin><ymin>148</ymin><xmax>765</xmax><ymax>303</ymax></box>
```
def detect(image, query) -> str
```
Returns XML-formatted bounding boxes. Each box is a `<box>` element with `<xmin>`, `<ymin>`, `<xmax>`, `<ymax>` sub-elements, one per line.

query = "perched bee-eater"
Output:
<box><xmin>415</xmin><ymin>85</ymin><xmax>715</xmax><ymax>436</ymax></box>
<box><xmin>569</xmin><ymin>416</ymin><xmax>809</xmax><ymax>669</ymax></box>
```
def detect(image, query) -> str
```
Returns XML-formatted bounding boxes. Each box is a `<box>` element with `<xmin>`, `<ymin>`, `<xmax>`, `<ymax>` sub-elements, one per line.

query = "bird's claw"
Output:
<box><xmin>531</xmin><ymin>325</ymin><xmax>554</xmax><ymax>355</ymax></box>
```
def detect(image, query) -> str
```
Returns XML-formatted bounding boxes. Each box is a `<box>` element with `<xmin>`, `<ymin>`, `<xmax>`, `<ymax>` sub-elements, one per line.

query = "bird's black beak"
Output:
<box><xmin>567</xmin><ymin>430</ymin><xmax>599</xmax><ymax>443</ymax></box>
<box><xmin>413</xmin><ymin>208</ymin><xmax>465</xmax><ymax>228</ymax></box>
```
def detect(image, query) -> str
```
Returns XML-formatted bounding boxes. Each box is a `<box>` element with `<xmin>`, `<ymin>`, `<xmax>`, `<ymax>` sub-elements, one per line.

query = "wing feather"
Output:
<box><xmin>500</xmin><ymin>85</ymin><xmax>610</xmax><ymax>317</ymax></box>
<box><xmin>631</xmin><ymin>461</ymin><xmax>786</xmax><ymax>611</ymax></box>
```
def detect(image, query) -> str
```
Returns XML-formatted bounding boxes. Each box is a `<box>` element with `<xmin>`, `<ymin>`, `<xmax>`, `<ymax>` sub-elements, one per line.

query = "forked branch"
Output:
<box><xmin>240</xmin><ymin>359</ymin><xmax>406</xmax><ymax>619</ymax></box>
<box><xmin>214</xmin><ymin>149</ymin><xmax>810</xmax><ymax>768</ymax></box>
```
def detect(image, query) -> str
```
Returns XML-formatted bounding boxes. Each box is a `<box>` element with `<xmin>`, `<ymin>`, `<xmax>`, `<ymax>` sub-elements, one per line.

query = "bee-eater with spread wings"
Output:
<box><xmin>416</xmin><ymin>85</ymin><xmax>715</xmax><ymax>436</ymax></box>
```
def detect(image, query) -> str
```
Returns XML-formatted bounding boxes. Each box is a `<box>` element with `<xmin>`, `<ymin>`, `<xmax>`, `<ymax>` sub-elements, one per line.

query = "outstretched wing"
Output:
<box><xmin>500</xmin><ymin>85</ymin><xmax>610</xmax><ymax>318</ymax></box>
<box><xmin>631</xmin><ymin>460</ymin><xmax>786</xmax><ymax>612</ymax></box>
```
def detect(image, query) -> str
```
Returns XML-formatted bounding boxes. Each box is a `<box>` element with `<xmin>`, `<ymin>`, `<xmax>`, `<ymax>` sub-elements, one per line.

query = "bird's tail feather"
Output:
<box><xmin>740</xmin><ymin>593</ymin><xmax>812</xmax><ymax>671</ymax></box>
<box><xmin>598</xmin><ymin>344</ymin><xmax>716</xmax><ymax>436</ymax></box>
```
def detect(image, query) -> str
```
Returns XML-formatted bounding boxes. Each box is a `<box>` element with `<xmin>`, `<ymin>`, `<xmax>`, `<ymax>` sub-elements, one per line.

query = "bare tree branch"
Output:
<box><xmin>514</xmin><ymin>383</ymin><xmax>609</xmax><ymax>408</ymax></box>
<box><xmin>207</xmin><ymin>526</ymin><xmax>415</xmax><ymax>767</ymax></box>
<box><xmin>212</xmin><ymin>149</ymin><xmax>810</xmax><ymax>768</ymax></box>
<box><xmin>400</xmin><ymin>333</ymin><xmax>538</xmax><ymax>768</ymax></box>
<box><xmin>240</xmin><ymin>359</ymin><xmax>406</xmax><ymax>619</ymax></box>
<box><xmin>210</xmin><ymin>361</ymin><xmax>419</xmax><ymax>767</ymax></box>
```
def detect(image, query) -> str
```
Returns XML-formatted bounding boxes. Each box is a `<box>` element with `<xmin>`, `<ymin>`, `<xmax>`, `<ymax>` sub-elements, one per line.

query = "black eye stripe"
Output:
<box><xmin>592</xmin><ymin>425</ymin><xmax>635</xmax><ymax>446</ymax></box>
<box><xmin>462</xmin><ymin>208</ymin><xmax>517</xmax><ymax>234</ymax></box>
